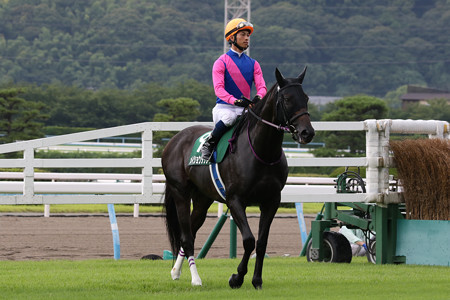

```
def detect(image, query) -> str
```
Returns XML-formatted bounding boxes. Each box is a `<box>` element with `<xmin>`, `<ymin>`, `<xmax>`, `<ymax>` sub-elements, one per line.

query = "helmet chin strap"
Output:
<box><xmin>232</xmin><ymin>36</ymin><xmax>248</xmax><ymax>51</ymax></box>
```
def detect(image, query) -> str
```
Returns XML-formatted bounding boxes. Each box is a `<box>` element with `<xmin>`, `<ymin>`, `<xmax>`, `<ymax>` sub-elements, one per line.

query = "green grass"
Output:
<box><xmin>0</xmin><ymin>257</ymin><xmax>448</xmax><ymax>299</ymax></box>
<box><xmin>0</xmin><ymin>203</ymin><xmax>325</xmax><ymax>215</ymax></box>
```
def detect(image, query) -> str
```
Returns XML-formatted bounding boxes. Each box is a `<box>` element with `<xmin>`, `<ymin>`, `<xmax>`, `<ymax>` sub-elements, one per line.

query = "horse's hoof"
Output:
<box><xmin>252</xmin><ymin>277</ymin><xmax>263</xmax><ymax>289</ymax></box>
<box><xmin>191</xmin><ymin>278</ymin><xmax>202</xmax><ymax>286</ymax></box>
<box><xmin>171</xmin><ymin>268</ymin><xmax>181</xmax><ymax>280</ymax></box>
<box><xmin>228</xmin><ymin>274</ymin><xmax>244</xmax><ymax>289</ymax></box>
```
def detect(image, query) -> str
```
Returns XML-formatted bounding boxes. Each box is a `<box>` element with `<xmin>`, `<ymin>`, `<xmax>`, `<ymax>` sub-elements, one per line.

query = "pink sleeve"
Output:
<box><xmin>212</xmin><ymin>57</ymin><xmax>237</xmax><ymax>104</ymax></box>
<box><xmin>254</xmin><ymin>61</ymin><xmax>267</xmax><ymax>98</ymax></box>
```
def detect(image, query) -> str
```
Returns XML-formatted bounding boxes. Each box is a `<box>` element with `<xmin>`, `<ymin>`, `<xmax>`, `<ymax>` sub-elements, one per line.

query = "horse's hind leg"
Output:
<box><xmin>172</xmin><ymin>251</ymin><xmax>202</xmax><ymax>286</ymax></box>
<box><xmin>170</xmin><ymin>184</ymin><xmax>206</xmax><ymax>286</ymax></box>
<box><xmin>170</xmin><ymin>220</ymin><xmax>202</xmax><ymax>286</ymax></box>
<box><xmin>190</xmin><ymin>191</ymin><xmax>214</xmax><ymax>240</ymax></box>
<box><xmin>171</xmin><ymin>247</ymin><xmax>185</xmax><ymax>281</ymax></box>
<box><xmin>164</xmin><ymin>181</ymin><xmax>198</xmax><ymax>285</ymax></box>
<box><xmin>182</xmin><ymin>191</ymin><xmax>214</xmax><ymax>286</ymax></box>
<box><xmin>166</xmin><ymin>182</ymin><xmax>187</xmax><ymax>281</ymax></box>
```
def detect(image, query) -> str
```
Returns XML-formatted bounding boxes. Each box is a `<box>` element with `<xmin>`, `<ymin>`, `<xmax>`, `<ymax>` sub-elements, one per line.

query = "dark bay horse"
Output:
<box><xmin>162</xmin><ymin>67</ymin><xmax>315</xmax><ymax>289</ymax></box>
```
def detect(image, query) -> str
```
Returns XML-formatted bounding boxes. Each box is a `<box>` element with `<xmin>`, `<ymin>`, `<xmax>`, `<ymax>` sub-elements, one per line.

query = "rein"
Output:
<box><xmin>247</xmin><ymin>108</ymin><xmax>290</xmax><ymax>132</ymax></box>
<box><xmin>247</xmin><ymin>82</ymin><xmax>310</xmax><ymax>134</ymax></box>
<box><xmin>245</xmin><ymin>82</ymin><xmax>309</xmax><ymax>165</ymax></box>
<box><xmin>247</xmin><ymin>121</ymin><xmax>283</xmax><ymax>165</ymax></box>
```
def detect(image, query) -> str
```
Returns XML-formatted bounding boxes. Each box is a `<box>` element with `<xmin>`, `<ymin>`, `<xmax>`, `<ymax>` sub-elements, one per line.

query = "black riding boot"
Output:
<box><xmin>201</xmin><ymin>120</ymin><xmax>229</xmax><ymax>161</ymax></box>
<box><xmin>201</xmin><ymin>134</ymin><xmax>219</xmax><ymax>161</ymax></box>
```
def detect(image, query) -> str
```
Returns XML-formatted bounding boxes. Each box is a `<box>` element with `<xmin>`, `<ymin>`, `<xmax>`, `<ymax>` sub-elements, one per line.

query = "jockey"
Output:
<box><xmin>201</xmin><ymin>18</ymin><xmax>267</xmax><ymax>161</ymax></box>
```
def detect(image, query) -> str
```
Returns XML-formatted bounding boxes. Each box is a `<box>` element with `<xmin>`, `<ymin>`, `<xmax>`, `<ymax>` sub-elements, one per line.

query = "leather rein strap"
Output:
<box><xmin>247</xmin><ymin>82</ymin><xmax>309</xmax><ymax>134</ymax></box>
<box><xmin>244</xmin><ymin>83</ymin><xmax>310</xmax><ymax>165</ymax></box>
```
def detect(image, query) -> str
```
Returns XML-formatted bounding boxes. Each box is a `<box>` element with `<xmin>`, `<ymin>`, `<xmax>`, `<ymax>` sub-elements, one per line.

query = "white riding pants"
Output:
<box><xmin>212</xmin><ymin>103</ymin><xmax>245</xmax><ymax>126</ymax></box>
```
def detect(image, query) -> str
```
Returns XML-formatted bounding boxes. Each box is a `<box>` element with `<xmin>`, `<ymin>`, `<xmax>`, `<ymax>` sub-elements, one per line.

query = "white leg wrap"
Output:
<box><xmin>188</xmin><ymin>256</ymin><xmax>202</xmax><ymax>286</ymax></box>
<box><xmin>171</xmin><ymin>248</ymin><xmax>185</xmax><ymax>280</ymax></box>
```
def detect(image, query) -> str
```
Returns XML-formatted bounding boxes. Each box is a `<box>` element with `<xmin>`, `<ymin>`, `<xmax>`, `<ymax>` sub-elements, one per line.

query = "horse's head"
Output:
<box><xmin>275</xmin><ymin>67</ymin><xmax>315</xmax><ymax>144</ymax></box>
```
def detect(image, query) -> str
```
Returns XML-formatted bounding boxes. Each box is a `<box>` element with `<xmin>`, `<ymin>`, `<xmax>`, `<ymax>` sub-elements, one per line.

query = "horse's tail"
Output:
<box><xmin>163</xmin><ymin>183</ymin><xmax>181</xmax><ymax>257</ymax></box>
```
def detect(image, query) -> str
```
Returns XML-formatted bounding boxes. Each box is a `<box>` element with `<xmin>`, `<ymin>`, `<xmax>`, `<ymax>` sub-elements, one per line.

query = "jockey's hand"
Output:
<box><xmin>252</xmin><ymin>95</ymin><xmax>261</xmax><ymax>104</ymax></box>
<box><xmin>234</xmin><ymin>96</ymin><xmax>253</xmax><ymax>108</ymax></box>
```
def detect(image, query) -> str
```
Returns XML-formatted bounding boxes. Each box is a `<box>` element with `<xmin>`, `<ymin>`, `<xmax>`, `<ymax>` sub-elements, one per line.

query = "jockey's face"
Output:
<box><xmin>232</xmin><ymin>30</ymin><xmax>250</xmax><ymax>51</ymax></box>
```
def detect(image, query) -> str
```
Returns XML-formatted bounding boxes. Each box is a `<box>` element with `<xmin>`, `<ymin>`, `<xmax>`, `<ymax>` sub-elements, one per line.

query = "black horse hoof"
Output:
<box><xmin>229</xmin><ymin>274</ymin><xmax>244</xmax><ymax>289</ymax></box>
<box><xmin>252</xmin><ymin>278</ymin><xmax>263</xmax><ymax>289</ymax></box>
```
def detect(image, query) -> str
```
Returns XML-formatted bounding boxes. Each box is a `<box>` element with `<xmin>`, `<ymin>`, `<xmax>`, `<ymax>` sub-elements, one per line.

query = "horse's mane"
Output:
<box><xmin>234</xmin><ymin>83</ymin><xmax>279</xmax><ymax>136</ymax></box>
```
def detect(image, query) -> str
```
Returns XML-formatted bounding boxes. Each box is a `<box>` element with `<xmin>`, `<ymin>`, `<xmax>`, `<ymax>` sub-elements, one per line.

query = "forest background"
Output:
<box><xmin>0</xmin><ymin>0</ymin><xmax>449</xmax><ymax>148</ymax></box>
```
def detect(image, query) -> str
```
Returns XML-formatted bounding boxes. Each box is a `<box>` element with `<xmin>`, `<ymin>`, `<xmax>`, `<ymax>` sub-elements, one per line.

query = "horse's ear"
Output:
<box><xmin>298</xmin><ymin>66</ymin><xmax>307</xmax><ymax>84</ymax></box>
<box><xmin>275</xmin><ymin>68</ymin><xmax>287</xmax><ymax>88</ymax></box>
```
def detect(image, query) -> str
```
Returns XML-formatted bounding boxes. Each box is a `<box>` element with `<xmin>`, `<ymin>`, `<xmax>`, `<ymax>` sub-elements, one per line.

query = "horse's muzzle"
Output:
<box><xmin>293</xmin><ymin>127</ymin><xmax>315</xmax><ymax>144</ymax></box>
<box><xmin>300</xmin><ymin>128</ymin><xmax>315</xmax><ymax>144</ymax></box>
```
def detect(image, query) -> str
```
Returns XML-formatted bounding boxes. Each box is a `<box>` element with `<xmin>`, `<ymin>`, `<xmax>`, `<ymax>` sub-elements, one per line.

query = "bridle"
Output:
<box><xmin>245</xmin><ymin>82</ymin><xmax>310</xmax><ymax>165</ymax></box>
<box><xmin>247</xmin><ymin>82</ymin><xmax>310</xmax><ymax>138</ymax></box>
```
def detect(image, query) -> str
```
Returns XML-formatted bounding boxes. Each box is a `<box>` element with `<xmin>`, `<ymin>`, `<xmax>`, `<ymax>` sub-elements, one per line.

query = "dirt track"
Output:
<box><xmin>0</xmin><ymin>213</ymin><xmax>314</xmax><ymax>261</ymax></box>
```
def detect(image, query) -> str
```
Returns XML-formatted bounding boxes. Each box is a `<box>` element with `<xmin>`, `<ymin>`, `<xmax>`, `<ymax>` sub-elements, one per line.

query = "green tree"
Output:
<box><xmin>403</xmin><ymin>99</ymin><xmax>450</xmax><ymax>121</ymax></box>
<box><xmin>2</xmin><ymin>1</ymin><xmax>450</xmax><ymax>104</ymax></box>
<box><xmin>384</xmin><ymin>85</ymin><xmax>407</xmax><ymax>111</ymax></box>
<box><xmin>0</xmin><ymin>88</ymin><xmax>48</xmax><ymax>143</ymax></box>
<box><xmin>321</xmin><ymin>95</ymin><xmax>388</xmax><ymax>153</ymax></box>
<box><xmin>152</xmin><ymin>97</ymin><xmax>201</xmax><ymax>156</ymax></box>
<box><xmin>168</xmin><ymin>79</ymin><xmax>215</xmax><ymax>121</ymax></box>
<box><xmin>153</xmin><ymin>97</ymin><xmax>200</xmax><ymax>122</ymax></box>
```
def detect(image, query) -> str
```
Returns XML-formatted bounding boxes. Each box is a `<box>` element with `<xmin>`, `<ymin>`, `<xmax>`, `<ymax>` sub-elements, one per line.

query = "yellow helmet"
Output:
<box><xmin>225</xmin><ymin>18</ymin><xmax>253</xmax><ymax>41</ymax></box>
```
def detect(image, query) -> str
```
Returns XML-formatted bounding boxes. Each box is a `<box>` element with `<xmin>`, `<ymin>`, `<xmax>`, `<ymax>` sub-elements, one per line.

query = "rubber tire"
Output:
<box><xmin>306</xmin><ymin>231</ymin><xmax>352</xmax><ymax>263</ymax></box>
<box><xmin>366</xmin><ymin>239</ymin><xmax>376</xmax><ymax>264</ymax></box>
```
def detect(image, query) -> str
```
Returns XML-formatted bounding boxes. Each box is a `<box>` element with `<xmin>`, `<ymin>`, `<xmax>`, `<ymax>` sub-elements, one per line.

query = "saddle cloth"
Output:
<box><xmin>188</xmin><ymin>127</ymin><xmax>234</xmax><ymax>166</ymax></box>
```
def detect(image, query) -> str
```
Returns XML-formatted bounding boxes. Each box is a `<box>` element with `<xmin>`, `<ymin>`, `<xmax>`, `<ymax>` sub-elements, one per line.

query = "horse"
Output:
<box><xmin>161</xmin><ymin>67</ymin><xmax>315</xmax><ymax>289</ymax></box>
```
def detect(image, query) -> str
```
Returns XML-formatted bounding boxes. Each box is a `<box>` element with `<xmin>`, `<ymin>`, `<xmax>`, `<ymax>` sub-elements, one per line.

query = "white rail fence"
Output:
<box><xmin>0</xmin><ymin>120</ymin><xmax>448</xmax><ymax>216</ymax></box>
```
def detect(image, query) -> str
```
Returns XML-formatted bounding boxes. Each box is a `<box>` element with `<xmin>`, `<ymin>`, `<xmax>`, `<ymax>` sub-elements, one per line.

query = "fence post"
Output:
<box><xmin>295</xmin><ymin>202</ymin><xmax>308</xmax><ymax>247</ymax></box>
<box><xmin>44</xmin><ymin>205</ymin><xmax>50</xmax><ymax>217</ymax></box>
<box><xmin>140</xmin><ymin>125</ymin><xmax>153</xmax><ymax>218</ymax></box>
<box><xmin>133</xmin><ymin>204</ymin><xmax>139</xmax><ymax>218</ymax></box>
<box><xmin>23</xmin><ymin>147</ymin><xmax>35</xmax><ymax>204</ymax></box>
<box><xmin>108</xmin><ymin>204</ymin><xmax>120</xmax><ymax>260</ymax></box>
<box><xmin>365</xmin><ymin>120</ymin><xmax>379</xmax><ymax>197</ymax></box>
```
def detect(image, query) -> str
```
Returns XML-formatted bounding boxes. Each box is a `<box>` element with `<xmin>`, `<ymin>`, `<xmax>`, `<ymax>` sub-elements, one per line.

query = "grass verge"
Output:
<box><xmin>0</xmin><ymin>257</ymin><xmax>448</xmax><ymax>299</ymax></box>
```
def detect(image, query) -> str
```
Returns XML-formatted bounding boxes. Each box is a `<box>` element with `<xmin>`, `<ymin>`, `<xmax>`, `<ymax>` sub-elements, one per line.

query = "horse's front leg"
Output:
<box><xmin>252</xmin><ymin>196</ymin><xmax>280</xmax><ymax>289</ymax></box>
<box><xmin>227</xmin><ymin>199</ymin><xmax>255</xmax><ymax>289</ymax></box>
